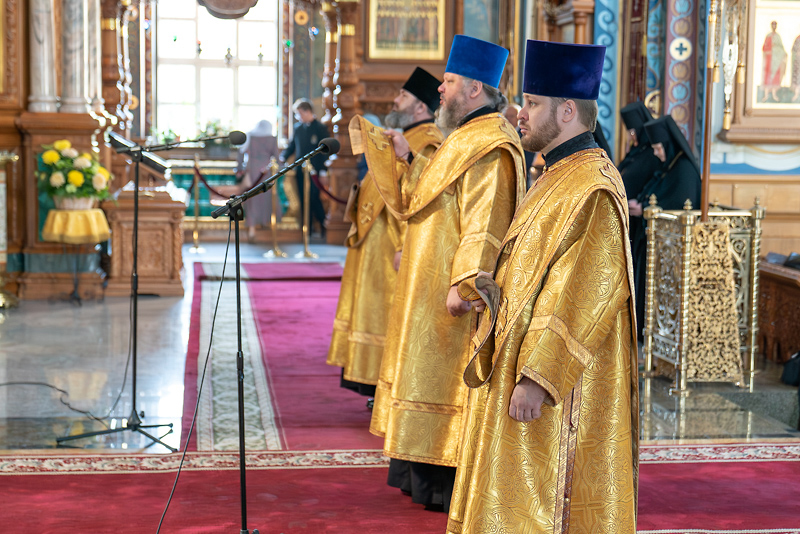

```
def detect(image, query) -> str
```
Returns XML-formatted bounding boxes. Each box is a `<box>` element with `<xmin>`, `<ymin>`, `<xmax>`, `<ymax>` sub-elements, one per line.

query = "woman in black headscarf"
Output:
<box><xmin>629</xmin><ymin>115</ymin><xmax>702</xmax><ymax>339</ymax></box>
<box><xmin>618</xmin><ymin>102</ymin><xmax>661</xmax><ymax>200</ymax></box>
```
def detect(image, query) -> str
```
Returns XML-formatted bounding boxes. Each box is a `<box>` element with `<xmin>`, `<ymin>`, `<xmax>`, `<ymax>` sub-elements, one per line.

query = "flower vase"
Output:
<box><xmin>54</xmin><ymin>197</ymin><xmax>97</xmax><ymax>210</ymax></box>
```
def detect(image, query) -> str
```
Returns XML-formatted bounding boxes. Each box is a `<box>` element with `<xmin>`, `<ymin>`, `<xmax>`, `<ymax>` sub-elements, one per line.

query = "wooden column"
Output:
<box><xmin>101</xmin><ymin>0</ymin><xmax>136</xmax><ymax>190</ymax></box>
<box><xmin>326</xmin><ymin>0</ymin><xmax>361</xmax><ymax>245</ymax></box>
<box><xmin>573</xmin><ymin>0</ymin><xmax>594</xmax><ymax>44</ymax></box>
<box><xmin>320</xmin><ymin>0</ymin><xmax>338</xmax><ymax>128</ymax></box>
<box><xmin>3</xmin><ymin>0</ymin><xmax>30</xmax><ymax>292</ymax></box>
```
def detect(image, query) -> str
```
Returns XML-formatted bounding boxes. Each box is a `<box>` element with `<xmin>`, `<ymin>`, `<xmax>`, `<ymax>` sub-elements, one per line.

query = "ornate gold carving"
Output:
<box><xmin>101</xmin><ymin>17</ymin><xmax>118</xmax><ymax>30</ymax></box>
<box><xmin>0</xmin><ymin>0</ymin><xmax>21</xmax><ymax>105</ymax></box>
<box><xmin>339</xmin><ymin>23</ymin><xmax>356</xmax><ymax>36</ymax></box>
<box><xmin>643</xmin><ymin>199</ymin><xmax>766</xmax><ymax>393</ymax></box>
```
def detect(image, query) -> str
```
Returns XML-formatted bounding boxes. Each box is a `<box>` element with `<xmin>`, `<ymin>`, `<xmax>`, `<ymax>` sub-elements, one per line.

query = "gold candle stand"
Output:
<box><xmin>295</xmin><ymin>161</ymin><xmax>317</xmax><ymax>259</ymax></box>
<box><xmin>263</xmin><ymin>157</ymin><xmax>287</xmax><ymax>259</ymax></box>
<box><xmin>189</xmin><ymin>154</ymin><xmax>205</xmax><ymax>254</ymax></box>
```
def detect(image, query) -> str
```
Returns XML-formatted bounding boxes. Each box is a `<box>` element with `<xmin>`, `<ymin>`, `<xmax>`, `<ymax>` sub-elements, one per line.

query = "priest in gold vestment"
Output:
<box><xmin>362</xmin><ymin>35</ymin><xmax>526</xmax><ymax>511</ymax></box>
<box><xmin>448</xmin><ymin>40</ymin><xmax>639</xmax><ymax>533</ymax></box>
<box><xmin>327</xmin><ymin>68</ymin><xmax>444</xmax><ymax>396</ymax></box>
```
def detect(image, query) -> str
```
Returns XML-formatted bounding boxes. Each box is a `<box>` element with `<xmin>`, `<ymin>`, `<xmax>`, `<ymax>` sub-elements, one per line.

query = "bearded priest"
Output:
<box><xmin>448</xmin><ymin>40</ymin><xmax>639</xmax><ymax>533</ymax></box>
<box><xmin>327</xmin><ymin>67</ymin><xmax>444</xmax><ymax>397</ymax></box>
<box><xmin>366</xmin><ymin>35</ymin><xmax>526</xmax><ymax>512</ymax></box>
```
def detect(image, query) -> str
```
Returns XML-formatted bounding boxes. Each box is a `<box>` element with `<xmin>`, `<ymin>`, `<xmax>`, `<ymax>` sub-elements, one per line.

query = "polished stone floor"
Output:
<box><xmin>0</xmin><ymin>241</ymin><xmax>797</xmax><ymax>454</ymax></box>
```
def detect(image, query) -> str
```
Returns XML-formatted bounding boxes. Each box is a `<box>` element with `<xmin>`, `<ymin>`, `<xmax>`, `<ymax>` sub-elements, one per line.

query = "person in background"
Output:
<box><xmin>592</xmin><ymin>122</ymin><xmax>613</xmax><ymax>157</ymax></box>
<box><xmin>629</xmin><ymin>114</ymin><xmax>702</xmax><ymax>338</ymax></box>
<box><xmin>281</xmin><ymin>98</ymin><xmax>331</xmax><ymax>238</ymax></box>
<box><xmin>618</xmin><ymin>101</ymin><xmax>660</xmax><ymax>201</ymax></box>
<box><xmin>236</xmin><ymin>120</ymin><xmax>280</xmax><ymax>242</ymax></box>
<box><xmin>504</xmin><ymin>102</ymin><xmax>535</xmax><ymax>187</ymax></box>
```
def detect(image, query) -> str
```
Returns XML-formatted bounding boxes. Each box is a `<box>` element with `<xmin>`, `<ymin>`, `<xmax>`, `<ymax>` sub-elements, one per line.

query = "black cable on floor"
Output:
<box><xmin>0</xmin><ymin>381</ymin><xmax>112</xmax><ymax>427</ymax></box>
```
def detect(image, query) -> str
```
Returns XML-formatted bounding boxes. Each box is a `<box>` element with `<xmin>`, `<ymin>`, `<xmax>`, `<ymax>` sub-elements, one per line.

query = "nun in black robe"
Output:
<box><xmin>629</xmin><ymin>115</ymin><xmax>702</xmax><ymax>339</ymax></box>
<box><xmin>618</xmin><ymin>102</ymin><xmax>661</xmax><ymax>200</ymax></box>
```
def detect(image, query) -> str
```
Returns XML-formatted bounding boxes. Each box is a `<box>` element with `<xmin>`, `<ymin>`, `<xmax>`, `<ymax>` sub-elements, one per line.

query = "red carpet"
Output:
<box><xmin>2</xmin><ymin>443</ymin><xmax>800</xmax><ymax>533</ymax></box>
<box><xmin>638</xmin><ymin>458</ymin><xmax>800</xmax><ymax>530</ymax></box>
<box><xmin>182</xmin><ymin>262</ymin><xmax>382</xmax><ymax>452</ymax></box>
<box><xmin>0</xmin><ymin>462</ymin><xmax>446</xmax><ymax>533</ymax></box>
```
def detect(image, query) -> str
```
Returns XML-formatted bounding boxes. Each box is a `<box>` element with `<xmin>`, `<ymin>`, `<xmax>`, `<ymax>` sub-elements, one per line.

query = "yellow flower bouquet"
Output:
<box><xmin>37</xmin><ymin>139</ymin><xmax>112</xmax><ymax>208</ymax></box>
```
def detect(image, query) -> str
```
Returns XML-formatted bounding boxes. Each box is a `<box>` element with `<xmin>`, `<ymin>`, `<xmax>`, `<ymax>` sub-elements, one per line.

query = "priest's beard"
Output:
<box><xmin>435</xmin><ymin>90</ymin><xmax>469</xmax><ymax>137</ymax></box>
<box><xmin>384</xmin><ymin>107</ymin><xmax>415</xmax><ymax>129</ymax></box>
<box><xmin>521</xmin><ymin>105</ymin><xmax>562</xmax><ymax>153</ymax></box>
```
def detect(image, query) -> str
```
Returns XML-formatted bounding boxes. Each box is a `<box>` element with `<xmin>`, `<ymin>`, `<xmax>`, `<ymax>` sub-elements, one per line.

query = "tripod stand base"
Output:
<box><xmin>56</xmin><ymin>417</ymin><xmax>177</xmax><ymax>452</ymax></box>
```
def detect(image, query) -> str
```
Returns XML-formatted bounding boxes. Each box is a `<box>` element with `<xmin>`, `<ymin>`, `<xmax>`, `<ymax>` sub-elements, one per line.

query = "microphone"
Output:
<box><xmin>318</xmin><ymin>137</ymin><xmax>340</xmax><ymax>155</ymax></box>
<box><xmin>227</xmin><ymin>130</ymin><xmax>247</xmax><ymax>145</ymax></box>
<box><xmin>211</xmin><ymin>136</ymin><xmax>340</xmax><ymax>219</ymax></box>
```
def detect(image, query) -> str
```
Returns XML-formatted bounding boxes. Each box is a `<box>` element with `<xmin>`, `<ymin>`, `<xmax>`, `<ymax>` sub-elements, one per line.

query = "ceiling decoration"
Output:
<box><xmin>198</xmin><ymin>0</ymin><xmax>259</xmax><ymax>19</ymax></box>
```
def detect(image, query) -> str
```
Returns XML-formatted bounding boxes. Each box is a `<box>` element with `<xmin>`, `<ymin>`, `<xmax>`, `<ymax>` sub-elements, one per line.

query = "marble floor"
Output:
<box><xmin>0</xmin><ymin>241</ymin><xmax>798</xmax><ymax>454</ymax></box>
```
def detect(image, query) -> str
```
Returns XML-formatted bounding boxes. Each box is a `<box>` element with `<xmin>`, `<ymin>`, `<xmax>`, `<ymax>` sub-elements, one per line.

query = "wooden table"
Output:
<box><xmin>759</xmin><ymin>260</ymin><xmax>800</xmax><ymax>362</ymax></box>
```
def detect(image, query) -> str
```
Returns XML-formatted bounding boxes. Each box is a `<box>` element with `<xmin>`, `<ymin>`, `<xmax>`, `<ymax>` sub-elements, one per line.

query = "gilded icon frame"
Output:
<box><xmin>366</xmin><ymin>0</ymin><xmax>448</xmax><ymax>61</ymax></box>
<box><xmin>722</xmin><ymin>0</ymin><xmax>800</xmax><ymax>143</ymax></box>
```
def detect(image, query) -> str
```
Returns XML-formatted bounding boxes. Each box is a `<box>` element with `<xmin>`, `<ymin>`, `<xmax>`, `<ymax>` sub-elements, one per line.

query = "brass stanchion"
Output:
<box><xmin>189</xmin><ymin>154</ymin><xmax>205</xmax><ymax>254</ymax></box>
<box><xmin>0</xmin><ymin>151</ymin><xmax>19</xmax><ymax>308</ymax></box>
<box><xmin>264</xmin><ymin>157</ymin><xmax>287</xmax><ymax>259</ymax></box>
<box><xmin>295</xmin><ymin>160</ymin><xmax>318</xmax><ymax>259</ymax></box>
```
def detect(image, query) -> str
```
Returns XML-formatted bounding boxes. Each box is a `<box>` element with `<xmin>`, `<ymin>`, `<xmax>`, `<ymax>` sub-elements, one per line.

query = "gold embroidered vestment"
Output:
<box><xmin>448</xmin><ymin>149</ymin><xmax>639</xmax><ymax>533</ymax></box>
<box><xmin>327</xmin><ymin>122</ymin><xmax>443</xmax><ymax>386</ymax></box>
<box><xmin>359</xmin><ymin>114</ymin><xmax>526</xmax><ymax>467</ymax></box>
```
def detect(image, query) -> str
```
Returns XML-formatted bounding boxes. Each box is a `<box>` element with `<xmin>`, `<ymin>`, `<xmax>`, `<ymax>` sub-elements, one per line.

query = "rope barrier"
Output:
<box><xmin>192</xmin><ymin>165</ymin><xmax>232</xmax><ymax>199</ymax></box>
<box><xmin>310</xmin><ymin>169</ymin><xmax>348</xmax><ymax>205</ymax></box>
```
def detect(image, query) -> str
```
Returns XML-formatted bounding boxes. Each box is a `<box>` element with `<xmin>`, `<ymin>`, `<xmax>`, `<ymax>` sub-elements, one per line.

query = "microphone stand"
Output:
<box><xmin>209</xmin><ymin>142</ymin><xmax>331</xmax><ymax>534</ymax></box>
<box><xmin>57</xmin><ymin>142</ymin><xmax>177</xmax><ymax>453</ymax></box>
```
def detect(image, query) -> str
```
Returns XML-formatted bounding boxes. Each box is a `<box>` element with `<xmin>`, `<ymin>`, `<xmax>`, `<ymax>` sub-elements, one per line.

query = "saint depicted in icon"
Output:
<box><xmin>791</xmin><ymin>34</ymin><xmax>800</xmax><ymax>102</ymax></box>
<box><xmin>762</xmin><ymin>20</ymin><xmax>787</xmax><ymax>102</ymax></box>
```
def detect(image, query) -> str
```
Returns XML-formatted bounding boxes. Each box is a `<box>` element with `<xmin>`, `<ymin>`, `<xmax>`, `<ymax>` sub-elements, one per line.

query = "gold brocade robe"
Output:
<box><xmin>448</xmin><ymin>149</ymin><xmax>639</xmax><ymax>533</ymax></box>
<box><xmin>364</xmin><ymin>114</ymin><xmax>526</xmax><ymax>467</ymax></box>
<box><xmin>327</xmin><ymin>122</ymin><xmax>443</xmax><ymax>385</ymax></box>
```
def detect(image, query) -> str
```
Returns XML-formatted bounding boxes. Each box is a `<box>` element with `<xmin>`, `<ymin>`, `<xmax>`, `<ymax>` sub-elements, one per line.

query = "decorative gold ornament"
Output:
<box><xmin>294</xmin><ymin>10</ymin><xmax>309</xmax><ymax>25</ymax></box>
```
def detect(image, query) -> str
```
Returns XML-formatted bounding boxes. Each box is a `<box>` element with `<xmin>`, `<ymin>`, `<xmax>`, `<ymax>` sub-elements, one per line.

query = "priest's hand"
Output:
<box><xmin>509</xmin><ymin>376</ymin><xmax>548</xmax><ymax>422</ymax></box>
<box><xmin>383</xmin><ymin>129</ymin><xmax>411</xmax><ymax>160</ymax></box>
<box><xmin>470</xmin><ymin>271</ymin><xmax>493</xmax><ymax>313</ymax></box>
<box><xmin>393</xmin><ymin>251</ymin><xmax>402</xmax><ymax>271</ymax></box>
<box><xmin>447</xmin><ymin>285</ymin><xmax>472</xmax><ymax>317</ymax></box>
<box><xmin>628</xmin><ymin>199</ymin><xmax>643</xmax><ymax>217</ymax></box>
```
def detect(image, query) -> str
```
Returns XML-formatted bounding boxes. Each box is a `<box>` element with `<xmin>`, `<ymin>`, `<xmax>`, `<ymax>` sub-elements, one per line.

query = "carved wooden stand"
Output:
<box><xmin>103</xmin><ymin>188</ymin><xmax>185</xmax><ymax>297</ymax></box>
<box><xmin>642</xmin><ymin>199</ymin><xmax>766</xmax><ymax>395</ymax></box>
